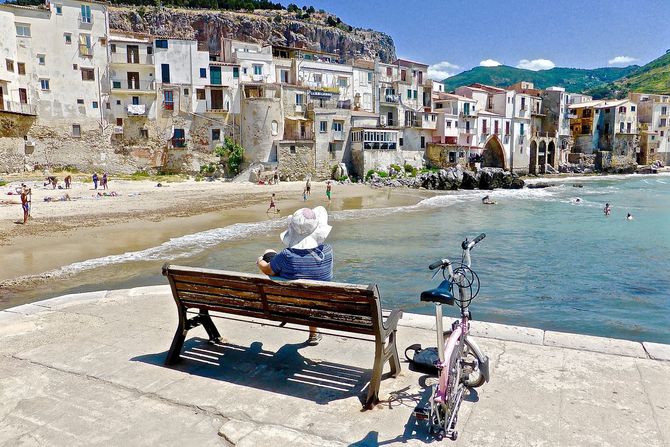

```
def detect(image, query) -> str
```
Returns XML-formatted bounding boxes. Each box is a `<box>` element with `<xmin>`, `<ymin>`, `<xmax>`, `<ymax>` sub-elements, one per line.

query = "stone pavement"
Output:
<box><xmin>0</xmin><ymin>285</ymin><xmax>668</xmax><ymax>446</ymax></box>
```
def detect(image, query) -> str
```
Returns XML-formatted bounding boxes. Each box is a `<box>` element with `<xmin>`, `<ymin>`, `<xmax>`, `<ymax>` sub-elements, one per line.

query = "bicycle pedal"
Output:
<box><xmin>413</xmin><ymin>404</ymin><xmax>430</xmax><ymax>421</ymax></box>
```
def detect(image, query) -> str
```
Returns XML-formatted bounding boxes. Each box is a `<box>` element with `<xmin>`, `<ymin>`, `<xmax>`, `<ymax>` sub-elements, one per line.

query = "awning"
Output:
<box><xmin>285</xmin><ymin>115</ymin><xmax>309</xmax><ymax>121</ymax></box>
<box><xmin>309</xmin><ymin>91</ymin><xmax>332</xmax><ymax>98</ymax></box>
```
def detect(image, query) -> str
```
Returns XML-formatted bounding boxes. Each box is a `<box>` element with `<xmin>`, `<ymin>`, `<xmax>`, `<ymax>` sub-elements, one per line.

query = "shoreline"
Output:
<box><xmin>0</xmin><ymin>176</ymin><xmax>432</xmax><ymax>308</ymax></box>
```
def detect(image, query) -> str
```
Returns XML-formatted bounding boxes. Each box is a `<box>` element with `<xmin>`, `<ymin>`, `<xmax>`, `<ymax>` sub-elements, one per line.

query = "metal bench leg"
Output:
<box><xmin>387</xmin><ymin>330</ymin><xmax>401</xmax><ymax>378</ymax></box>
<box><xmin>165</xmin><ymin>304</ymin><xmax>188</xmax><ymax>366</ymax></box>
<box><xmin>199</xmin><ymin>309</ymin><xmax>222</xmax><ymax>343</ymax></box>
<box><xmin>365</xmin><ymin>339</ymin><xmax>384</xmax><ymax>410</ymax></box>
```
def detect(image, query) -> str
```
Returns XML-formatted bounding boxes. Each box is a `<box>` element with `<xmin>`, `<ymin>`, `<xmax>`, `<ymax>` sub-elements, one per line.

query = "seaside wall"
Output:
<box><xmin>276</xmin><ymin>141</ymin><xmax>316</xmax><ymax>181</ymax></box>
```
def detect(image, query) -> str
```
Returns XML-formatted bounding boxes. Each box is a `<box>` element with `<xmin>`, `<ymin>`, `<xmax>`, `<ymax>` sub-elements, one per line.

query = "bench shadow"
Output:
<box><xmin>132</xmin><ymin>337</ymin><xmax>374</xmax><ymax>406</ymax></box>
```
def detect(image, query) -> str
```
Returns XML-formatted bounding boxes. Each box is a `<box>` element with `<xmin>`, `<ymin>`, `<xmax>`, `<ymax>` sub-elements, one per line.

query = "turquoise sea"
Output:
<box><xmin>4</xmin><ymin>174</ymin><xmax>670</xmax><ymax>344</ymax></box>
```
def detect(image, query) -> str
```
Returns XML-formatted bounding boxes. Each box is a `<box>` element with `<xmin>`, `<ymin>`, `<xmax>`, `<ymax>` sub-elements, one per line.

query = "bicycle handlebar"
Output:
<box><xmin>430</xmin><ymin>233</ymin><xmax>486</xmax><ymax>270</ymax></box>
<box><xmin>429</xmin><ymin>259</ymin><xmax>448</xmax><ymax>270</ymax></box>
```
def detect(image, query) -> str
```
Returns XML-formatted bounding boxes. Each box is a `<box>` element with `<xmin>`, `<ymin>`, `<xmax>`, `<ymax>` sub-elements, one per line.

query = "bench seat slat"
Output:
<box><xmin>174</xmin><ymin>282</ymin><xmax>262</xmax><ymax>301</ymax></box>
<box><xmin>171</xmin><ymin>275</ymin><xmax>261</xmax><ymax>292</ymax></box>
<box><xmin>267</xmin><ymin>304</ymin><xmax>373</xmax><ymax>327</ymax></box>
<box><xmin>264</xmin><ymin>294</ymin><xmax>372</xmax><ymax>316</ymax></box>
<box><xmin>181</xmin><ymin>301</ymin><xmax>268</xmax><ymax>319</ymax></box>
<box><xmin>261</xmin><ymin>285</ymin><xmax>373</xmax><ymax>304</ymax></box>
<box><xmin>178</xmin><ymin>291</ymin><xmax>264</xmax><ymax>312</ymax></box>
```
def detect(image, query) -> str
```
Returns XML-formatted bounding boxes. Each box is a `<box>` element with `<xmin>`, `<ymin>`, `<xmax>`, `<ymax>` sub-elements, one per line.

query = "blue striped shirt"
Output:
<box><xmin>269</xmin><ymin>244</ymin><xmax>333</xmax><ymax>282</ymax></box>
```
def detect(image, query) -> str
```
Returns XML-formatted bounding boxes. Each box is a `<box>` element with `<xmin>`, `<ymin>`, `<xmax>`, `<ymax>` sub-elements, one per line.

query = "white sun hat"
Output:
<box><xmin>280</xmin><ymin>206</ymin><xmax>332</xmax><ymax>250</ymax></box>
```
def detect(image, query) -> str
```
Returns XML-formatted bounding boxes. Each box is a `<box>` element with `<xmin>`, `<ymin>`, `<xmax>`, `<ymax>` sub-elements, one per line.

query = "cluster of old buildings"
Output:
<box><xmin>1</xmin><ymin>0</ymin><xmax>668</xmax><ymax>177</ymax></box>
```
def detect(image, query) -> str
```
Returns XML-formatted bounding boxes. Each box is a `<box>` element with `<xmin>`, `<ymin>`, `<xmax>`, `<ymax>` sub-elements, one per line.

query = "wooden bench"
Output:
<box><xmin>162</xmin><ymin>263</ymin><xmax>403</xmax><ymax>409</ymax></box>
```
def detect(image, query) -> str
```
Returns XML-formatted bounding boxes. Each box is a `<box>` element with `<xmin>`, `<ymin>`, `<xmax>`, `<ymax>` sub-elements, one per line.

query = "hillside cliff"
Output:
<box><xmin>108</xmin><ymin>6</ymin><xmax>396</xmax><ymax>63</ymax></box>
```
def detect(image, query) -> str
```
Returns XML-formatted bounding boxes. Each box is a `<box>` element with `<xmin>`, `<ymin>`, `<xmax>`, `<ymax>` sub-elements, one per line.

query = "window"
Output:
<box><xmin>81</xmin><ymin>68</ymin><xmax>95</xmax><ymax>81</ymax></box>
<box><xmin>313</xmin><ymin>73</ymin><xmax>322</xmax><ymax>83</ymax></box>
<box><xmin>399</xmin><ymin>137</ymin><xmax>404</xmax><ymax>146</ymax></box>
<box><xmin>155</xmin><ymin>39</ymin><xmax>168</xmax><ymax>49</ymax></box>
<box><xmin>413</xmin><ymin>90</ymin><xmax>418</xmax><ymax>99</ymax></box>
<box><xmin>76</xmin><ymin>99</ymin><xmax>84</xmax><ymax>104</ymax></box>
<box><xmin>290</xmin><ymin>145</ymin><xmax>296</xmax><ymax>154</ymax></box>
<box><xmin>631</xmin><ymin>106</ymin><xmax>636</xmax><ymax>112</ymax></box>
<box><xmin>253</xmin><ymin>65</ymin><xmax>262</xmax><ymax>75</ymax></box>
<box><xmin>407</xmin><ymin>89</ymin><xmax>412</xmax><ymax>99</ymax></box>
<box><xmin>72</xmin><ymin>124</ymin><xmax>81</xmax><ymax>137</ymax></box>
<box><xmin>212</xmin><ymin>129</ymin><xmax>221</xmax><ymax>141</ymax></box>
<box><xmin>280</xmin><ymin>69</ymin><xmax>289</xmax><ymax>83</ymax></box>
<box><xmin>116</xmin><ymin>99</ymin><xmax>121</xmax><ymax>105</ymax></box>
<box><xmin>183</xmin><ymin>88</ymin><xmax>189</xmax><ymax>95</ymax></box>
<box><xmin>132</xmin><ymin>96</ymin><xmax>139</xmax><ymax>105</ymax></box>
<box><xmin>6</xmin><ymin>59</ymin><xmax>14</xmax><ymax>72</ymax></box>
<box><xmin>163</xmin><ymin>90</ymin><xmax>174</xmax><ymax>110</ymax></box>
<box><xmin>520</xmin><ymin>123</ymin><xmax>525</xmax><ymax>136</ymax></box>
<box><xmin>17</xmin><ymin>63</ymin><xmax>25</xmax><ymax>75</ymax></box>
<box><xmin>338</xmin><ymin>77</ymin><xmax>347</xmax><ymax>88</ymax></box>
<box><xmin>271</xmin><ymin>120</ymin><xmax>278</xmax><ymax>136</ymax></box>
<box><xmin>619</xmin><ymin>106</ymin><xmax>626</xmax><ymax>113</ymax></box>
<box><xmin>110</xmin><ymin>43</ymin><xmax>116</xmax><ymax>53</ymax></box>
<box><xmin>243</xmin><ymin>67</ymin><xmax>247</xmax><ymax>75</ymax></box>
<box><xmin>482</xmin><ymin>120</ymin><xmax>488</xmax><ymax>133</ymax></box>
<box><xmin>446</xmin><ymin>121</ymin><xmax>452</xmax><ymax>128</ymax></box>
<box><xmin>420</xmin><ymin>136</ymin><xmax>425</xmax><ymax>148</ymax></box>
<box><xmin>295</xmin><ymin>93</ymin><xmax>304</xmax><ymax>105</ymax></box>
<box><xmin>37</xmin><ymin>54</ymin><xmax>45</xmax><ymax>65</ymax></box>
<box><xmin>233</xmin><ymin>67</ymin><xmax>239</xmax><ymax>78</ymax></box>
<box><xmin>15</xmin><ymin>24</ymin><xmax>30</xmax><ymax>37</ymax></box>
<box><xmin>55</xmin><ymin>4</ymin><xmax>62</xmax><ymax>14</ymax></box>
<box><xmin>332</xmin><ymin>121</ymin><xmax>343</xmax><ymax>132</ymax></box>
<box><xmin>196</xmin><ymin>89</ymin><xmax>205</xmax><ymax>100</ymax></box>
<box><xmin>505</xmin><ymin>121</ymin><xmax>510</xmax><ymax>135</ymax></box>
<box><xmin>80</xmin><ymin>5</ymin><xmax>92</xmax><ymax>23</ymax></box>
<box><xmin>19</xmin><ymin>88</ymin><xmax>27</xmax><ymax>104</ymax></box>
<box><xmin>40</xmin><ymin>79</ymin><xmax>50</xmax><ymax>90</ymax></box>
<box><xmin>661</xmin><ymin>118</ymin><xmax>667</xmax><ymax>127</ymax></box>
<box><xmin>79</xmin><ymin>34</ymin><xmax>92</xmax><ymax>57</ymax></box>
<box><xmin>106</xmin><ymin>102</ymin><xmax>111</xmax><ymax>110</ymax></box>
<box><xmin>199</xmin><ymin>68</ymin><xmax>206</xmax><ymax>78</ymax></box>
<box><xmin>99</xmin><ymin>37</ymin><xmax>107</xmax><ymax>46</ymax></box>
<box><xmin>140</xmin><ymin>128</ymin><xmax>149</xmax><ymax>139</ymax></box>
<box><xmin>368</xmin><ymin>72</ymin><xmax>373</xmax><ymax>83</ymax></box>
<box><xmin>320</xmin><ymin>121</ymin><xmax>327</xmax><ymax>132</ymax></box>
<box><xmin>92</xmin><ymin>101</ymin><xmax>98</xmax><ymax>108</ymax></box>
<box><xmin>73</xmin><ymin>64</ymin><xmax>78</xmax><ymax>70</ymax></box>
<box><xmin>116</xmin><ymin>118</ymin><xmax>123</xmax><ymax>126</ymax></box>
<box><xmin>65</xmin><ymin>33</ymin><xmax>72</xmax><ymax>44</ymax></box>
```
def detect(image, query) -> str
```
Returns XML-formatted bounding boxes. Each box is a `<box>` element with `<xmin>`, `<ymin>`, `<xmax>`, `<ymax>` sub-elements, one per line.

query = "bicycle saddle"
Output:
<box><xmin>420</xmin><ymin>280</ymin><xmax>455</xmax><ymax>306</ymax></box>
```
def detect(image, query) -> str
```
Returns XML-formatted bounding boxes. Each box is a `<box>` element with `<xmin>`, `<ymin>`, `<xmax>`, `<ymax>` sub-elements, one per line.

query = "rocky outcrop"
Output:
<box><xmin>367</xmin><ymin>166</ymin><xmax>525</xmax><ymax>190</ymax></box>
<box><xmin>109</xmin><ymin>7</ymin><xmax>396</xmax><ymax>63</ymax></box>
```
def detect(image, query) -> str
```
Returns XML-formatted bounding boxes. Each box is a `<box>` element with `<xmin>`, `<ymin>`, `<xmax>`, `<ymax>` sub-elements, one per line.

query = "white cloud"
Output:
<box><xmin>427</xmin><ymin>61</ymin><xmax>460</xmax><ymax>80</ymax></box>
<box><xmin>608</xmin><ymin>55</ymin><xmax>638</xmax><ymax>66</ymax></box>
<box><xmin>480</xmin><ymin>59</ymin><xmax>502</xmax><ymax>67</ymax></box>
<box><xmin>516</xmin><ymin>58</ymin><xmax>556</xmax><ymax>71</ymax></box>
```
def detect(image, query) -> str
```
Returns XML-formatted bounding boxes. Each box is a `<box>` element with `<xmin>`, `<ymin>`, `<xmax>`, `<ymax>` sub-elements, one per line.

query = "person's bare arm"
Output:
<box><xmin>256</xmin><ymin>256</ymin><xmax>275</xmax><ymax>276</ymax></box>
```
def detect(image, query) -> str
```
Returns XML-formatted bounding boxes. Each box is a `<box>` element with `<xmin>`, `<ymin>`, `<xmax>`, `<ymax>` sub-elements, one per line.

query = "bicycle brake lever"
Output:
<box><xmin>431</xmin><ymin>267</ymin><xmax>442</xmax><ymax>280</ymax></box>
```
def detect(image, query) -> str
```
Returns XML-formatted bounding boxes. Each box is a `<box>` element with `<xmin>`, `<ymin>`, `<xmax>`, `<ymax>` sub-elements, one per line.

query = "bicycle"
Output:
<box><xmin>412</xmin><ymin>233</ymin><xmax>490</xmax><ymax>441</ymax></box>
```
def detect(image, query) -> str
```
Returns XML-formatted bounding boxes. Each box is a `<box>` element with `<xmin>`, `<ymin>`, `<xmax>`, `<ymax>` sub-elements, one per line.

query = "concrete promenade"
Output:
<box><xmin>1</xmin><ymin>285</ymin><xmax>669</xmax><ymax>446</ymax></box>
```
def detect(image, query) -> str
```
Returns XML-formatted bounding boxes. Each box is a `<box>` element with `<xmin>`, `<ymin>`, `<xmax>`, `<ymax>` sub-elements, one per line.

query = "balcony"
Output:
<box><xmin>110</xmin><ymin>53</ymin><xmax>154</xmax><ymax>65</ymax></box>
<box><xmin>111</xmin><ymin>79</ymin><xmax>155</xmax><ymax>93</ymax></box>
<box><xmin>206</xmin><ymin>107</ymin><xmax>229</xmax><ymax>114</ymax></box>
<box><xmin>308</xmin><ymin>99</ymin><xmax>351</xmax><ymax>110</ymax></box>
<box><xmin>163</xmin><ymin>101</ymin><xmax>174</xmax><ymax>111</ymax></box>
<box><xmin>282</xmin><ymin>129</ymin><xmax>314</xmax><ymax>141</ymax></box>
<box><xmin>459</xmin><ymin>111</ymin><xmax>476</xmax><ymax>118</ymax></box>
<box><xmin>381</xmin><ymin>94</ymin><xmax>400</xmax><ymax>104</ymax></box>
<box><xmin>0</xmin><ymin>100</ymin><xmax>37</xmax><ymax>115</ymax></box>
<box><xmin>171</xmin><ymin>137</ymin><xmax>186</xmax><ymax>148</ymax></box>
<box><xmin>332</xmin><ymin>131</ymin><xmax>344</xmax><ymax>141</ymax></box>
<box><xmin>126</xmin><ymin>104</ymin><xmax>147</xmax><ymax>116</ymax></box>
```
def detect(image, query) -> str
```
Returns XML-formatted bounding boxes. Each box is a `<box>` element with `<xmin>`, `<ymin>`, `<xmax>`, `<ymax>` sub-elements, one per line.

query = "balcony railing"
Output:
<box><xmin>382</xmin><ymin>94</ymin><xmax>400</xmax><ymax>103</ymax></box>
<box><xmin>308</xmin><ymin>99</ymin><xmax>351</xmax><ymax>110</ymax></box>
<box><xmin>111</xmin><ymin>79</ymin><xmax>155</xmax><ymax>92</ymax></box>
<box><xmin>126</xmin><ymin>104</ymin><xmax>147</xmax><ymax>116</ymax></box>
<box><xmin>206</xmin><ymin>107</ymin><xmax>229</xmax><ymax>114</ymax></box>
<box><xmin>110</xmin><ymin>53</ymin><xmax>154</xmax><ymax>65</ymax></box>
<box><xmin>283</xmin><ymin>129</ymin><xmax>315</xmax><ymax>141</ymax></box>
<box><xmin>163</xmin><ymin>101</ymin><xmax>174</xmax><ymax>111</ymax></box>
<box><xmin>332</xmin><ymin>130</ymin><xmax>344</xmax><ymax>141</ymax></box>
<box><xmin>0</xmin><ymin>100</ymin><xmax>37</xmax><ymax>115</ymax></box>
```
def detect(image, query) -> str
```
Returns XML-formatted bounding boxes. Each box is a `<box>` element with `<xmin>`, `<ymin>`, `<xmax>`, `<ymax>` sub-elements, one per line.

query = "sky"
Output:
<box><xmin>281</xmin><ymin>0</ymin><xmax>670</xmax><ymax>79</ymax></box>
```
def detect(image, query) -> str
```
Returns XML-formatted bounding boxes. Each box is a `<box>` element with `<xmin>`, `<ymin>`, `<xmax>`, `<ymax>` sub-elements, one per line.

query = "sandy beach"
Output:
<box><xmin>0</xmin><ymin>173</ymin><xmax>430</xmax><ymax>306</ymax></box>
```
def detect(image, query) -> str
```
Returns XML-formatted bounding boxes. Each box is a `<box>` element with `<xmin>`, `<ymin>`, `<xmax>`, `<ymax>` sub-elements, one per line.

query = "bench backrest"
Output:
<box><xmin>163</xmin><ymin>264</ymin><xmax>383</xmax><ymax>336</ymax></box>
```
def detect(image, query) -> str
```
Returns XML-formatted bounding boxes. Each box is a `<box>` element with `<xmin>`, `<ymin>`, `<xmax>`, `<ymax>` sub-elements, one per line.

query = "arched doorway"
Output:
<box><xmin>538</xmin><ymin>140</ymin><xmax>547</xmax><ymax>173</ymax></box>
<box><xmin>482</xmin><ymin>136</ymin><xmax>506</xmax><ymax>169</ymax></box>
<box><xmin>529</xmin><ymin>140</ymin><xmax>538</xmax><ymax>174</ymax></box>
<box><xmin>547</xmin><ymin>141</ymin><xmax>556</xmax><ymax>168</ymax></box>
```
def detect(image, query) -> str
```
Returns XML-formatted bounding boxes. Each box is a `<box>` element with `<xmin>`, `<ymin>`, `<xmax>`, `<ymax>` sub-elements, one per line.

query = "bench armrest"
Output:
<box><xmin>381</xmin><ymin>309</ymin><xmax>403</xmax><ymax>338</ymax></box>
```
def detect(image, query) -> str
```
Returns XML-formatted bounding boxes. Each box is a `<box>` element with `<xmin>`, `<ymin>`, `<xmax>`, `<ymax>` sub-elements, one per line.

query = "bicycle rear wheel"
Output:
<box><xmin>443</xmin><ymin>332</ymin><xmax>486</xmax><ymax>388</ymax></box>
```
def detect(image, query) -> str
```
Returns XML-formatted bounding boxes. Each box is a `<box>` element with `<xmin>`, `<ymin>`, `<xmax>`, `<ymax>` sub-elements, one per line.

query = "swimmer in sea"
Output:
<box><xmin>626</xmin><ymin>213</ymin><xmax>633</xmax><ymax>220</ymax></box>
<box><xmin>603</xmin><ymin>203</ymin><xmax>611</xmax><ymax>216</ymax></box>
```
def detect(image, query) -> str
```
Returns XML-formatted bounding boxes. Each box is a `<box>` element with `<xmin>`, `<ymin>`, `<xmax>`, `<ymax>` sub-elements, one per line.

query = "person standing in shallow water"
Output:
<box><xmin>256</xmin><ymin>206</ymin><xmax>333</xmax><ymax>345</ymax></box>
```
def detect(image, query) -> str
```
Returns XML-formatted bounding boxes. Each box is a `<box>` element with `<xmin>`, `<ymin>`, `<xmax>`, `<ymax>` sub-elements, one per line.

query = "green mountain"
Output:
<box><xmin>587</xmin><ymin>51</ymin><xmax>670</xmax><ymax>98</ymax></box>
<box><xmin>442</xmin><ymin>65</ymin><xmax>638</xmax><ymax>94</ymax></box>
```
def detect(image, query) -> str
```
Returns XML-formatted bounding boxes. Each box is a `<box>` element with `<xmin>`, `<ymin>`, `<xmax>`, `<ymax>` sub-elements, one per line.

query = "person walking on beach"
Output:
<box><xmin>267</xmin><ymin>193</ymin><xmax>278</xmax><ymax>214</ymax></box>
<box><xmin>64</xmin><ymin>175</ymin><xmax>72</xmax><ymax>189</ymax></box>
<box><xmin>256</xmin><ymin>206</ymin><xmax>333</xmax><ymax>345</ymax></box>
<box><xmin>302</xmin><ymin>189</ymin><xmax>308</xmax><ymax>201</ymax></box>
<box><xmin>102</xmin><ymin>172</ymin><xmax>108</xmax><ymax>190</ymax></box>
<box><xmin>305</xmin><ymin>177</ymin><xmax>311</xmax><ymax>196</ymax></box>
<box><xmin>603</xmin><ymin>203</ymin><xmax>611</xmax><ymax>216</ymax></box>
<box><xmin>92</xmin><ymin>172</ymin><xmax>99</xmax><ymax>190</ymax></box>
<box><xmin>273</xmin><ymin>169</ymin><xmax>279</xmax><ymax>185</ymax></box>
<box><xmin>20</xmin><ymin>187</ymin><xmax>30</xmax><ymax>224</ymax></box>
<box><xmin>326</xmin><ymin>180</ymin><xmax>332</xmax><ymax>201</ymax></box>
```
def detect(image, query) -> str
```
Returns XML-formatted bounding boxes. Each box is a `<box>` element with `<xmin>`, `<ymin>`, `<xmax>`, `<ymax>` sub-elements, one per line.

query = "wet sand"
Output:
<box><xmin>0</xmin><ymin>174</ymin><xmax>430</xmax><ymax>308</ymax></box>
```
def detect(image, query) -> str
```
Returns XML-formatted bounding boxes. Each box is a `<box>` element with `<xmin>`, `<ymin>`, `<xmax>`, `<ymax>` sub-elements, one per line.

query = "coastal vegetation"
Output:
<box><xmin>215</xmin><ymin>137</ymin><xmax>245</xmax><ymax>176</ymax></box>
<box><xmin>442</xmin><ymin>65</ymin><xmax>639</xmax><ymax>94</ymax></box>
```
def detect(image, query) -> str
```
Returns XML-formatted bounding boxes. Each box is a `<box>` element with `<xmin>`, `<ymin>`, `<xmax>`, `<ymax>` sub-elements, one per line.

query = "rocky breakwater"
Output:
<box><xmin>109</xmin><ymin>7</ymin><xmax>396</xmax><ymax>63</ymax></box>
<box><xmin>368</xmin><ymin>166</ymin><xmax>525</xmax><ymax>190</ymax></box>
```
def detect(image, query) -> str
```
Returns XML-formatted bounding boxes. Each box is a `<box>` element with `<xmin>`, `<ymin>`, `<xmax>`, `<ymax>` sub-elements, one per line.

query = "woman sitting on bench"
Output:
<box><xmin>256</xmin><ymin>206</ymin><xmax>333</xmax><ymax>345</ymax></box>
